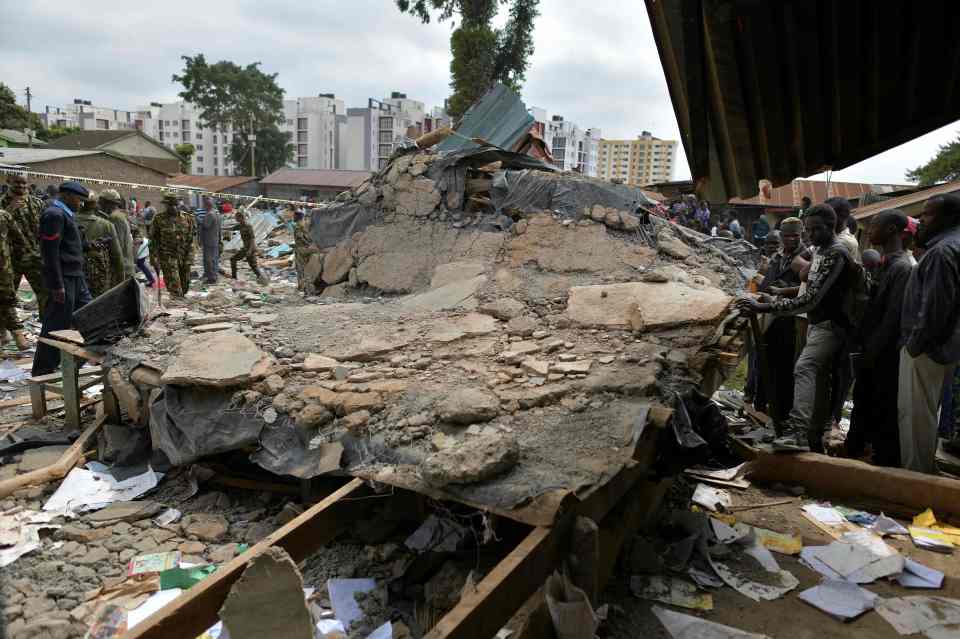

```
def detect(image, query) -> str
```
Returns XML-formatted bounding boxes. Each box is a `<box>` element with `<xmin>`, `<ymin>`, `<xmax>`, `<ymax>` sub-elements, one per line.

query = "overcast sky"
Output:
<box><xmin>2</xmin><ymin>0</ymin><xmax>957</xmax><ymax>185</ymax></box>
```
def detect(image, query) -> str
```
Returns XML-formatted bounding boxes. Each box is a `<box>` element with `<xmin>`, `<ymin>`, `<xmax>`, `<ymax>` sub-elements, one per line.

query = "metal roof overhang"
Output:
<box><xmin>645</xmin><ymin>0</ymin><xmax>960</xmax><ymax>203</ymax></box>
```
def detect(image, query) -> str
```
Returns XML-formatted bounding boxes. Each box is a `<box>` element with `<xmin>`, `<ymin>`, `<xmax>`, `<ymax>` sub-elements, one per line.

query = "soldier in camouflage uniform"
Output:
<box><xmin>149</xmin><ymin>193</ymin><xmax>196</xmax><ymax>297</ymax></box>
<box><xmin>294</xmin><ymin>213</ymin><xmax>318</xmax><ymax>291</ymax></box>
<box><xmin>1</xmin><ymin>173</ymin><xmax>48</xmax><ymax>317</ymax></box>
<box><xmin>98</xmin><ymin>189</ymin><xmax>135</xmax><ymax>278</ymax></box>
<box><xmin>76</xmin><ymin>191</ymin><xmax>124</xmax><ymax>297</ymax></box>
<box><xmin>230</xmin><ymin>210</ymin><xmax>263</xmax><ymax>281</ymax></box>
<box><xmin>0</xmin><ymin>207</ymin><xmax>29</xmax><ymax>351</ymax></box>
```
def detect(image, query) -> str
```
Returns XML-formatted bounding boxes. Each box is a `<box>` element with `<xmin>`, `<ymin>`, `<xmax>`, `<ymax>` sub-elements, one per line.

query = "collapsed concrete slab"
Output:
<box><xmin>566</xmin><ymin>281</ymin><xmax>732</xmax><ymax>330</ymax></box>
<box><xmin>160</xmin><ymin>331</ymin><xmax>274</xmax><ymax>387</ymax></box>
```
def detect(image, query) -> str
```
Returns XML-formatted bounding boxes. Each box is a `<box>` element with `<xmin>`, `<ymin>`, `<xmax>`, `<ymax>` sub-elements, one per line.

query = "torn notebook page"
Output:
<box><xmin>651</xmin><ymin>605</ymin><xmax>772</xmax><ymax>639</ymax></box>
<box><xmin>798</xmin><ymin>580</ymin><xmax>878</xmax><ymax>620</ymax></box>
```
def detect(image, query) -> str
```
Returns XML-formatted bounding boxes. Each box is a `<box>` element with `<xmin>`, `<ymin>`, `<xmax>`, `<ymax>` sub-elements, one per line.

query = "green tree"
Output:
<box><xmin>396</xmin><ymin>0</ymin><xmax>540</xmax><ymax>119</ymax></box>
<box><xmin>906</xmin><ymin>134</ymin><xmax>960</xmax><ymax>186</ymax></box>
<box><xmin>174</xmin><ymin>143</ymin><xmax>196</xmax><ymax>173</ymax></box>
<box><xmin>172</xmin><ymin>54</ymin><xmax>291</xmax><ymax>175</ymax></box>
<box><xmin>38</xmin><ymin>125</ymin><xmax>80</xmax><ymax>142</ymax></box>
<box><xmin>229</xmin><ymin>127</ymin><xmax>294</xmax><ymax>176</ymax></box>
<box><xmin>0</xmin><ymin>82</ymin><xmax>45</xmax><ymax>138</ymax></box>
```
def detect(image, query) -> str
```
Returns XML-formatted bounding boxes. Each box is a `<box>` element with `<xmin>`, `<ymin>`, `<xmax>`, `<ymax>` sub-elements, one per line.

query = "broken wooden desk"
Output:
<box><xmin>31</xmin><ymin>332</ymin><xmax>105</xmax><ymax>430</ymax></box>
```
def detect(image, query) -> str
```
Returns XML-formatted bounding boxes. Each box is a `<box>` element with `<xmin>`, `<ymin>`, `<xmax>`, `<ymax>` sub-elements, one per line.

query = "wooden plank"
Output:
<box><xmin>0</xmin><ymin>396</ymin><xmax>31</xmax><ymax>409</ymax></box>
<box><xmin>427</xmin><ymin>525</ymin><xmax>565</xmax><ymax>639</ymax></box>
<box><xmin>49</xmin><ymin>329</ymin><xmax>85</xmax><ymax>345</ymax></box>
<box><xmin>37</xmin><ymin>338</ymin><xmax>104</xmax><ymax>365</ymax></box>
<box><xmin>29</xmin><ymin>384</ymin><xmax>47</xmax><ymax>419</ymax></box>
<box><xmin>61</xmin><ymin>353</ymin><xmax>81</xmax><ymax>430</ymax></box>
<box><xmin>126</xmin><ymin>478</ymin><xmax>375</xmax><ymax>639</ymax></box>
<box><xmin>744</xmin><ymin>449</ymin><xmax>960</xmax><ymax>518</ymax></box>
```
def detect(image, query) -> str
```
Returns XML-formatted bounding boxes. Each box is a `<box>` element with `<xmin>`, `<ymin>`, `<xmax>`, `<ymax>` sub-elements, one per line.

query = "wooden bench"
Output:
<box><xmin>31</xmin><ymin>334</ymin><xmax>105</xmax><ymax>430</ymax></box>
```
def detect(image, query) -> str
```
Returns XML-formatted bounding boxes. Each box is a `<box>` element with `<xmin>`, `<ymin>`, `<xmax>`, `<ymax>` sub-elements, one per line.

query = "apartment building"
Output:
<box><xmin>41</xmin><ymin>100</ymin><xmax>138</xmax><ymax>131</ymax></box>
<box><xmin>597</xmin><ymin>131</ymin><xmax>678</xmax><ymax>186</ymax></box>
<box><xmin>341</xmin><ymin>92</ymin><xmax>448</xmax><ymax>171</ymax></box>
<box><xmin>548</xmin><ymin>116</ymin><xmax>601</xmax><ymax>177</ymax></box>
<box><xmin>138</xmin><ymin>95</ymin><xmax>346</xmax><ymax>176</ymax></box>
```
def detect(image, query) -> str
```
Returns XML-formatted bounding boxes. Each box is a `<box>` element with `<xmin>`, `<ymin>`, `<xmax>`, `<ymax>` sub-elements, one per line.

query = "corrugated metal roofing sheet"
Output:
<box><xmin>645</xmin><ymin>0</ymin><xmax>960</xmax><ymax>204</ymax></box>
<box><xmin>260</xmin><ymin>168</ymin><xmax>372</xmax><ymax>188</ymax></box>
<box><xmin>436</xmin><ymin>83</ymin><xmax>535</xmax><ymax>153</ymax></box>
<box><xmin>169</xmin><ymin>174</ymin><xmax>259</xmax><ymax>192</ymax></box>
<box><xmin>853</xmin><ymin>180</ymin><xmax>960</xmax><ymax>220</ymax></box>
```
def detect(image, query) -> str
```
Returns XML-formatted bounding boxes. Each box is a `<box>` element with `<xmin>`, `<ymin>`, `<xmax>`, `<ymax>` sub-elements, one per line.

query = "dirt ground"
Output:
<box><xmin>603</xmin><ymin>483</ymin><xmax>960</xmax><ymax>639</ymax></box>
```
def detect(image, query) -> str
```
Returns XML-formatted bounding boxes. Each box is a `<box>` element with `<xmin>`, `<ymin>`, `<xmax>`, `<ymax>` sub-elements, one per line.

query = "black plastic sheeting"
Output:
<box><xmin>309</xmin><ymin>201</ymin><xmax>382</xmax><ymax>250</ymax></box>
<box><xmin>490</xmin><ymin>169</ymin><xmax>658</xmax><ymax>218</ymax></box>
<box><xmin>251</xmin><ymin>417</ymin><xmax>344</xmax><ymax>479</ymax></box>
<box><xmin>149</xmin><ymin>386</ymin><xmax>263</xmax><ymax>467</ymax></box>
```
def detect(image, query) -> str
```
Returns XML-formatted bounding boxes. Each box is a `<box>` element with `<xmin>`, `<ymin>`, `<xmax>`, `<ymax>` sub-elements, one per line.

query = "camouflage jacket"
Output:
<box><xmin>239</xmin><ymin>222</ymin><xmax>256</xmax><ymax>253</ymax></box>
<box><xmin>294</xmin><ymin>218</ymin><xmax>317</xmax><ymax>255</ymax></box>
<box><xmin>149</xmin><ymin>205</ymin><xmax>196</xmax><ymax>265</ymax></box>
<box><xmin>77</xmin><ymin>211</ymin><xmax>124</xmax><ymax>291</ymax></box>
<box><xmin>0</xmin><ymin>193</ymin><xmax>43</xmax><ymax>270</ymax></box>
<box><xmin>0</xmin><ymin>209</ymin><xmax>17</xmax><ymax>299</ymax></box>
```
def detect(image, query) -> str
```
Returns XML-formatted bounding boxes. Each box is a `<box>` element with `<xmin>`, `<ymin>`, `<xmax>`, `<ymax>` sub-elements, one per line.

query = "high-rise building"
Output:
<box><xmin>341</xmin><ymin>92</ymin><xmax>448</xmax><ymax>171</ymax></box>
<box><xmin>139</xmin><ymin>95</ymin><xmax>346</xmax><ymax>176</ymax></box>
<box><xmin>597</xmin><ymin>132</ymin><xmax>678</xmax><ymax>186</ymax></box>
<box><xmin>548</xmin><ymin>116</ymin><xmax>601</xmax><ymax>177</ymax></box>
<box><xmin>41</xmin><ymin>100</ymin><xmax>138</xmax><ymax>131</ymax></box>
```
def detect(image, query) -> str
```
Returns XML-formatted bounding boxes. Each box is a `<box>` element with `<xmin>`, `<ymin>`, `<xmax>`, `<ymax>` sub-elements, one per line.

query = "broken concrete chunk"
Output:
<box><xmin>506</xmin><ymin>315</ymin><xmax>538</xmax><ymax>337</ymax></box>
<box><xmin>421</xmin><ymin>433</ymin><xmax>519</xmax><ymax>487</ymax></box>
<box><xmin>322</xmin><ymin>242</ymin><xmax>354</xmax><ymax>285</ymax></box>
<box><xmin>302</xmin><ymin>354</ymin><xmax>340</xmax><ymax>372</ymax></box>
<box><xmin>161</xmin><ymin>331</ymin><xmax>274</xmax><ymax>388</ymax></box>
<box><xmin>478</xmin><ymin>298</ymin><xmax>527</xmax><ymax>320</ymax></box>
<box><xmin>399</xmin><ymin>275</ymin><xmax>486</xmax><ymax>312</ymax></box>
<box><xmin>431</xmin><ymin>261</ymin><xmax>486</xmax><ymax>288</ymax></box>
<box><xmin>427</xmin><ymin>313</ymin><xmax>498</xmax><ymax>343</ymax></box>
<box><xmin>193</xmin><ymin>322</ymin><xmax>234</xmax><ymax>333</ymax></box>
<box><xmin>521</xmin><ymin>358</ymin><xmax>550</xmax><ymax>377</ymax></box>
<box><xmin>551</xmin><ymin>360</ymin><xmax>593</xmax><ymax>375</ymax></box>
<box><xmin>498</xmin><ymin>340</ymin><xmax>542</xmax><ymax>363</ymax></box>
<box><xmin>437</xmin><ymin>388</ymin><xmax>500</xmax><ymax>425</ymax></box>
<box><xmin>181</xmin><ymin>513</ymin><xmax>229</xmax><ymax>542</ymax></box>
<box><xmin>566</xmin><ymin>282</ymin><xmax>731</xmax><ymax>330</ymax></box>
<box><xmin>219</xmin><ymin>547</ymin><xmax>314</xmax><ymax>639</ymax></box>
<box><xmin>657</xmin><ymin>232</ymin><xmax>693</xmax><ymax>259</ymax></box>
<box><xmin>395</xmin><ymin>177</ymin><xmax>441</xmax><ymax>217</ymax></box>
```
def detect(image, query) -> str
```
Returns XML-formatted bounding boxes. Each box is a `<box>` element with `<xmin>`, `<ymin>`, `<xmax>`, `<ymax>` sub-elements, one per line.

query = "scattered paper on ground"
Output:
<box><xmin>910</xmin><ymin>526</ymin><xmax>955</xmax><ymax>553</ymax></box>
<box><xmin>899</xmin><ymin>557</ymin><xmax>945</xmax><ymax>589</ymax></box>
<box><xmin>630</xmin><ymin>575</ymin><xmax>713</xmax><ymax>611</ymax></box>
<box><xmin>875</xmin><ymin>596</ymin><xmax>960</xmax><ymax>636</ymax></box>
<box><xmin>752</xmin><ymin>527</ymin><xmax>802</xmax><ymax>555</ymax></box>
<box><xmin>651</xmin><ymin>605</ymin><xmax>772</xmax><ymax>638</ymax></box>
<box><xmin>43</xmin><ymin>466</ymin><xmax>160</xmax><ymax>515</ymax></box>
<box><xmin>798</xmin><ymin>580</ymin><xmax>878</xmax><ymax>620</ymax></box>
<box><xmin>708</xmin><ymin>534</ymin><xmax>798</xmax><ymax>601</ymax></box>
<box><xmin>800</xmin><ymin>532</ymin><xmax>902</xmax><ymax>584</ymax></box>
<box><xmin>692</xmin><ymin>484</ymin><xmax>731</xmax><ymax>512</ymax></box>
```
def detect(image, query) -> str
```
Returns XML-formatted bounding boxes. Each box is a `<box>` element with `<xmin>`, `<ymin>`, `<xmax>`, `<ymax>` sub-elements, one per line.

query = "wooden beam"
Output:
<box><xmin>126</xmin><ymin>478</ymin><xmax>375</xmax><ymax>639</ymax></box>
<box><xmin>744</xmin><ymin>449</ymin><xmax>960</xmax><ymax>518</ymax></box>
<box><xmin>37</xmin><ymin>337</ymin><xmax>104</xmax><ymax>365</ymax></box>
<box><xmin>427</xmin><ymin>526</ymin><xmax>565</xmax><ymax>639</ymax></box>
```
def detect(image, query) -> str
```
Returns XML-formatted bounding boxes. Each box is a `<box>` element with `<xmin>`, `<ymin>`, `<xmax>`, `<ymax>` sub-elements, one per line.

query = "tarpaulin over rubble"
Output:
<box><xmin>489</xmin><ymin>169</ymin><xmax>659</xmax><ymax>218</ymax></box>
<box><xmin>223</xmin><ymin>209</ymin><xmax>281</xmax><ymax>251</ymax></box>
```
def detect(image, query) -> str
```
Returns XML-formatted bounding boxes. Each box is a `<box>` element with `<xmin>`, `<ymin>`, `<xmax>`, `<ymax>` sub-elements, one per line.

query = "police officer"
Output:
<box><xmin>76</xmin><ymin>191</ymin><xmax>124</xmax><ymax>297</ymax></box>
<box><xmin>149</xmin><ymin>192</ymin><xmax>196</xmax><ymax>297</ymax></box>
<box><xmin>1</xmin><ymin>173</ymin><xmax>48</xmax><ymax>317</ymax></box>
<box><xmin>0</xmin><ymin>206</ymin><xmax>28</xmax><ymax>351</ymax></box>
<box><xmin>230</xmin><ymin>209</ymin><xmax>263</xmax><ymax>282</ymax></box>
<box><xmin>98</xmin><ymin>189</ymin><xmax>135</xmax><ymax>278</ymax></box>
<box><xmin>32</xmin><ymin>181</ymin><xmax>92</xmax><ymax>376</ymax></box>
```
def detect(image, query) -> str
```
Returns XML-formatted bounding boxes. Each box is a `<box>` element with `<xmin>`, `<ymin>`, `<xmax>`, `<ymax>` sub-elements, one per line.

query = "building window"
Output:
<box><xmin>379</xmin><ymin>116</ymin><xmax>393</xmax><ymax>129</ymax></box>
<box><xmin>213</xmin><ymin>135</ymin><xmax>218</xmax><ymax>143</ymax></box>
<box><xmin>378</xmin><ymin>144</ymin><xmax>392</xmax><ymax>157</ymax></box>
<box><xmin>181</xmin><ymin>120</ymin><xmax>189</xmax><ymax>130</ymax></box>
<box><xmin>196</xmin><ymin>167</ymin><xmax>204</xmax><ymax>174</ymax></box>
<box><xmin>196</xmin><ymin>156</ymin><xmax>204</xmax><ymax>162</ymax></box>
<box><xmin>297</xmin><ymin>157</ymin><xmax>307</xmax><ymax>168</ymax></box>
<box><xmin>173</xmin><ymin>132</ymin><xmax>179</xmax><ymax>138</ymax></box>
<box><xmin>195</xmin><ymin>132</ymin><xmax>202</xmax><ymax>140</ymax></box>
<box><xmin>96</xmin><ymin>119</ymin><xmax>109</xmax><ymax>129</ymax></box>
<box><xmin>298</xmin><ymin>117</ymin><xmax>308</xmax><ymax>129</ymax></box>
<box><xmin>286</xmin><ymin>119</ymin><xmax>293</xmax><ymax>126</ymax></box>
<box><xmin>213</xmin><ymin>146</ymin><xmax>218</xmax><ymax>155</ymax></box>
<box><xmin>378</xmin><ymin>130</ymin><xmax>392</xmax><ymax>143</ymax></box>
<box><xmin>196</xmin><ymin>144</ymin><xmax>203</xmax><ymax>151</ymax></box>
<box><xmin>297</xmin><ymin>131</ymin><xmax>307</xmax><ymax>143</ymax></box>
<box><xmin>214</xmin><ymin>168</ymin><xmax>219</xmax><ymax>175</ymax></box>
<box><xmin>298</xmin><ymin>144</ymin><xmax>307</xmax><ymax>156</ymax></box>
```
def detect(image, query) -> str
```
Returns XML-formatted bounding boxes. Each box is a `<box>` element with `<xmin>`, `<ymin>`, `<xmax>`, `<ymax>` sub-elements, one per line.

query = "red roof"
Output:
<box><xmin>729</xmin><ymin>179</ymin><xmax>912</xmax><ymax>207</ymax></box>
<box><xmin>169</xmin><ymin>174</ymin><xmax>259</xmax><ymax>192</ymax></box>
<box><xmin>260</xmin><ymin>168</ymin><xmax>372</xmax><ymax>188</ymax></box>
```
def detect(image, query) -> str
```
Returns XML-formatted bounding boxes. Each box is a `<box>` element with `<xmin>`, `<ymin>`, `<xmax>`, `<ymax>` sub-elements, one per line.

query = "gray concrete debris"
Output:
<box><xmin>421</xmin><ymin>432</ymin><xmax>519</xmax><ymax>487</ymax></box>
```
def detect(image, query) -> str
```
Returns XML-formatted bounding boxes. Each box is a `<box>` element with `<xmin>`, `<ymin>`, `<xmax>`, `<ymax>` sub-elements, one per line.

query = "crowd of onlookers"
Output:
<box><xmin>729</xmin><ymin>193</ymin><xmax>960</xmax><ymax>477</ymax></box>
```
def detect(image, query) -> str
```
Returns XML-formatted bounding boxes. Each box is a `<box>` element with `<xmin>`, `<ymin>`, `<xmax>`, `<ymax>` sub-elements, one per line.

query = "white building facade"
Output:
<box><xmin>138</xmin><ymin>95</ymin><xmax>346</xmax><ymax>176</ymax></box>
<box><xmin>548</xmin><ymin>116</ymin><xmax>601</xmax><ymax>177</ymax></box>
<box><xmin>42</xmin><ymin>100</ymin><xmax>138</xmax><ymax>131</ymax></box>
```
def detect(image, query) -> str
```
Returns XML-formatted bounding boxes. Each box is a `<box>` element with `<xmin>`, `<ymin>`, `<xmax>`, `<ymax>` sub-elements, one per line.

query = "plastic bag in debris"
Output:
<box><xmin>149</xmin><ymin>386</ymin><xmax>263</xmax><ymax>467</ymax></box>
<box><xmin>544</xmin><ymin>571</ymin><xmax>600</xmax><ymax>639</ymax></box>
<box><xmin>489</xmin><ymin>168</ymin><xmax>657</xmax><ymax>218</ymax></box>
<box><xmin>656</xmin><ymin>390</ymin><xmax>729</xmax><ymax>475</ymax></box>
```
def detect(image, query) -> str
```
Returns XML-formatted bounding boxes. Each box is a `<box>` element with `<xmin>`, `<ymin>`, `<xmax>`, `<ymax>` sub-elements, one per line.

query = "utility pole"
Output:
<box><xmin>24</xmin><ymin>86</ymin><xmax>33</xmax><ymax>148</ymax></box>
<box><xmin>248</xmin><ymin>114</ymin><xmax>257</xmax><ymax>177</ymax></box>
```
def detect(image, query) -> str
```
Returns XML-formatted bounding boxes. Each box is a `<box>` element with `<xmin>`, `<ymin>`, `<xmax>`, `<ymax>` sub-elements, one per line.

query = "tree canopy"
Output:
<box><xmin>396</xmin><ymin>0</ymin><xmax>539</xmax><ymax>119</ymax></box>
<box><xmin>906</xmin><ymin>134</ymin><xmax>960</xmax><ymax>186</ymax></box>
<box><xmin>173</xmin><ymin>55</ymin><xmax>291</xmax><ymax>175</ymax></box>
<box><xmin>0</xmin><ymin>83</ymin><xmax>44</xmax><ymax>137</ymax></box>
<box><xmin>174</xmin><ymin>143</ymin><xmax>195</xmax><ymax>173</ymax></box>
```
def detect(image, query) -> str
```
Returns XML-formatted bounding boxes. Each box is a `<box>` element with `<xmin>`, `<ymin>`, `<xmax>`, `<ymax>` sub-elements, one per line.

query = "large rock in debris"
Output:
<box><xmin>437</xmin><ymin>388</ymin><xmax>500</xmax><ymax>424</ymax></box>
<box><xmin>395</xmin><ymin>176</ymin><xmax>442</xmax><ymax>217</ymax></box>
<box><xmin>479</xmin><ymin>298</ymin><xmax>527</xmax><ymax>320</ymax></box>
<box><xmin>566</xmin><ymin>281</ymin><xmax>731</xmax><ymax>330</ymax></box>
<box><xmin>161</xmin><ymin>331</ymin><xmax>274</xmax><ymax>387</ymax></box>
<box><xmin>219</xmin><ymin>547</ymin><xmax>314</xmax><ymax>639</ymax></box>
<box><xmin>421</xmin><ymin>433</ymin><xmax>519</xmax><ymax>487</ymax></box>
<box><xmin>399</xmin><ymin>275</ymin><xmax>487</xmax><ymax>312</ymax></box>
<box><xmin>322</xmin><ymin>242</ymin><xmax>354</xmax><ymax>284</ymax></box>
<box><xmin>427</xmin><ymin>313</ymin><xmax>499</xmax><ymax>343</ymax></box>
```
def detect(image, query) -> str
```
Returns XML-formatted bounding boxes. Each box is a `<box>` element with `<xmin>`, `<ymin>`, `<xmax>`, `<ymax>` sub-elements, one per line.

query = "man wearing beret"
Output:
<box><xmin>32</xmin><ymin>181</ymin><xmax>93</xmax><ymax>376</ymax></box>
